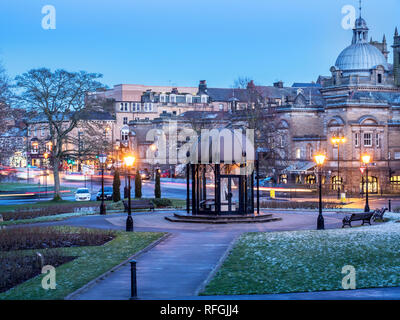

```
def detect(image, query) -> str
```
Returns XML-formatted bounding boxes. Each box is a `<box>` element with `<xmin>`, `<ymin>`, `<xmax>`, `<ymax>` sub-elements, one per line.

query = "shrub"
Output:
<box><xmin>0</xmin><ymin>227</ymin><xmax>116</xmax><ymax>251</ymax></box>
<box><xmin>151</xmin><ymin>198</ymin><xmax>173</xmax><ymax>208</ymax></box>
<box><xmin>260</xmin><ymin>201</ymin><xmax>342</xmax><ymax>210</ymax></box>
<box><xmin>1</xmin><ymin>203</ymin><xmax>98</xmax><ymax>221</ymax></box>
<box><xmin>0</xmin><ymin>251</ymin><xmax>74</xmax><ymax>293</ymax></box>
<box><xmin>135</xmin><ymin>170</ymin><xmax>142</xmax><ymax>199</ymax></box>
<box><xmin>112</xmin><ymin>170</ymin><xmax>121</xmax><ymax>202</ymax></box>
<box><xmin>155</xmin><ymin>170</ymin><xmax>161</xmax><ymax>199</ymax></box>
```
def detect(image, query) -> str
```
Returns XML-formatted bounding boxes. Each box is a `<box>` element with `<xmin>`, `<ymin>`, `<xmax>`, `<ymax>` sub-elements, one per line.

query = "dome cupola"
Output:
<box><xmin>334</xmin><ymin>2</ymin><xmax>389</xmax><ymax>76</ymax></box>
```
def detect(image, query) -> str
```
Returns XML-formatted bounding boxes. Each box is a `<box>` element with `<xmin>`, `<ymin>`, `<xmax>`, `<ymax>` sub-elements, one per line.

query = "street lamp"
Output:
<box><xmin>150</xmin><ymin>144</ymin><xmax>157</xmax><ymax>179</ymax></box>
<box><xmin>314</xmin><ymin>153</ymin><xmax>326</xmax><ymax>230</ymax></box>
<box><xmin>124</xmin><ymin>155</ymin><xmax>136</xmax><ymax>232</ymax></box>
<box><xmin>362</xmin><ymin>153</ymin><xmax>371</xmax><ymax>212</ymax></box>
<box><xmin>99</xmin><ymin>153</ymin><xmax>107</xmax><ymax>215</ymax></box>
<box><xmin>331</xmin><ymin>135</ymin><xmax>346</xmax><ymax>199</ymax></box>
<box><xmin>43</xmin><ymin>152</ymin><xmax>49</xmax><ymax>196</ymax></box>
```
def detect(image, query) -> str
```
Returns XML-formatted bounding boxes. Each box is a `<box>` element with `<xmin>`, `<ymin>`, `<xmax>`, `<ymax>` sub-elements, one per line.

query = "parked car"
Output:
<box><xmin>139</xmin><ymin>170</ymin><xmax>150</xmax><ymax>180</ymax></box>
<box><xmin>96</xmin><ymin>186</ymin><xmax>113</xmax><ymax>201</ymax></box>
<box><xmin>75</xmin><ymin>188</ymin><xmax>91</xmax><ymax>201</ymax></box>
<box><xmin>160</xmin><ymin>169</ymin><xmax>171</xmax><ymax>178</ymax></box>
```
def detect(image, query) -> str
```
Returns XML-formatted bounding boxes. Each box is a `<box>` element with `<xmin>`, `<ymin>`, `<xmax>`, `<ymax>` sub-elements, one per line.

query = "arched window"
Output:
<box><xmin>360</xmin><ymin>176</ymin><xmax>379</xmax><ymax>194</ymax></box>
<box><xmin>305</xmin><ymin>175</ymin><xmax>316</xmax><ymax>185</ymax></box>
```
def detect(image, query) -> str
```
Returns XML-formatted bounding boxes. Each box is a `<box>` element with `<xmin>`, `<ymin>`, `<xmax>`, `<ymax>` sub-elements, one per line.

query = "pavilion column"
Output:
<box><xmin>186</xmin><ymin>163</ymin><xmax>190</xmax><ymax>214</ymax></box>
<box><xmin>215</xmin><ymin>164</ymin><xmax>221</xmax><ymax>215</ymax></box>
<box><xmin>191</xmin><ymin>164</ymin><xmax>196</xmax><ymax>215</ymax></box>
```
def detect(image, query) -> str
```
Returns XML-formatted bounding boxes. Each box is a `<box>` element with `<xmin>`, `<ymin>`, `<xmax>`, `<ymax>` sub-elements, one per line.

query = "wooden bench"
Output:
<box><xmin>372</xmin><ymin>207</ymin><xmax>388</xmax><ymax>222</ymax></box>
<box><xmin>342</xmin><ymin>212</ymin><xmax>374</xmax><ymax>228</ymax></box>
<box><xmin>123</xmin><ymin>200</ymin><xmax>155</xmax><ymax>212</ymax></box>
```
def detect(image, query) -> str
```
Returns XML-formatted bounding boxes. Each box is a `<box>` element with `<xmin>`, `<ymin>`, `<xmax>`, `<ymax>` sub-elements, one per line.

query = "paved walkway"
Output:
<box><xmin>24</xmin><ymin>209</ymin><xmax>399</xmax><ymax>300</ymax></box>
<box><xmin>62</xmin><ymin>210</ymin><xmax>342</xmax><ymax>300</ymax></box>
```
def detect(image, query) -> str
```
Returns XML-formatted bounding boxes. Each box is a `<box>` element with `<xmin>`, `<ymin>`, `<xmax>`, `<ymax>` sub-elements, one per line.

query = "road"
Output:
<box><xmin>1</xmin><ymin>176</ymin><xmax>399</xmax><ymax>210</ymax></box>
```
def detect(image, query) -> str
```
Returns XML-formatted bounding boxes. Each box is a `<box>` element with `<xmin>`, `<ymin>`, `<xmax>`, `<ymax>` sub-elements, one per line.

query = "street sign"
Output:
<box><xmin>360</xmin><ymin>167</ymin><xmax>366</xmax><ymax>174</ymax></box>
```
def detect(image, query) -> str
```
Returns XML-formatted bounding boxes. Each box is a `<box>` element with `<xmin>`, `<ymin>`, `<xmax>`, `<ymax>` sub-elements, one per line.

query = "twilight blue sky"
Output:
<box><xmin>0</xmin><ymin>0</ymin><xmax>399</xmax><ymax>88</ymax></box>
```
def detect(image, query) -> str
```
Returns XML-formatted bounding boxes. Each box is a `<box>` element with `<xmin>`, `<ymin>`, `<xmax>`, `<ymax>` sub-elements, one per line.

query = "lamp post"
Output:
<box><xmin>99</xmin><ymin>154</ymin><xmax>107</xmax><ymax>215</ymax></box>
<box><xmin>124</xmin><ymin>155</ymin><xmax>135</xmax><ymax>232</ymax></box>
<box><xmin>150</xmin><ymin>144</ymin><xmax>157</xmax><ymax>180</ymax></box>
<box><xmin>43</xmin><ymin>152</ymin><xmax>49</xmax><ymax>197</ymax></box>
<box><xmin>331</xmin><ymin>136</ymin><xmax>346</xmax><ymax>199</ymax></box>
<box><xmin>362</xmin><ymin>153</ymin><xmax>371</xmax><ymax>212</ymax></box>
<box><xmin>314</xmin><ymin>153</ymin><xmax>326</xmax><ymax>230</ymax></box>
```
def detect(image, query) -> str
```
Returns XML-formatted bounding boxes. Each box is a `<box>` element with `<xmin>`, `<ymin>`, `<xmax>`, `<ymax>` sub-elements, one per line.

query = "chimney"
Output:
<box><xmin>273</xmin><ymin>81</ymin><xmax>284</xmax><ymax>88</ymax></box>
<box><xmin>198</xmin><ymin>80</ymin><xmax>207</xmax><ymax>94</ymax></box>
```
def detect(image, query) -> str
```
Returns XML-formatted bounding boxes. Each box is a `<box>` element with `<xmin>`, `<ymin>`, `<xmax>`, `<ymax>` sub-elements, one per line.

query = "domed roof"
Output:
<box><xmin>189</xmin><ymin>128</ymin><xmax>255</xmax><ymax>164</ymax></box>
<box><xmin>335</xmin><ymin>42</ymin><xmax>389</xmax><ymax>74</ymax></box>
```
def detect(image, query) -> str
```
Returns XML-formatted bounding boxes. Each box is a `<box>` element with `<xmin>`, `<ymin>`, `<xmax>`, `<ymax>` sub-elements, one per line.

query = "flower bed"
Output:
<box><xmin>1</xmin><ymin>203</ymin><xmax>98</xmax><ymax>221</ymax></box>
<box><xmin>260</xmin><ymin>201</ymin><xmax>343</xmax><ymax>210</ymax></box>
<box><xmin>203</xmin><ymin>212</ymin><xmax>400</xmax><ymax>295</ymax></box>
<box><xmin>0</xmin><ymin>251</ymin><xmax>74</xmax><ymax>293</ymax></box>
<box><xmin>0</xmin><ymin>227</ymin><xmax>115</xmax><ymax>251</ymax></box>
<box><xmin>0</xmin><ymin>228</ymin><xmax>164</xmax><ymax>299</ymax></box>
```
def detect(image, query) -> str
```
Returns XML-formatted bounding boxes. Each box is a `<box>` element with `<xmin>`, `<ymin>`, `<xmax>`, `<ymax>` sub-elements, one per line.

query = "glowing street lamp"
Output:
<box><xmin>331</xmin><ymin>135</ymin><xmax>346</xmax><ymax>199</ymax></box>
<box><xmin>124</xmin><ymin>155</ymin><xmax>136</xmax><ymax>232</ymax></box>
<box><xmin>99</xmin><ymin>154</ymin><xmax>107</xmax><ymax>215</ymax></box>
<box><xmin>314</xmin><ymin>153</ymin><xmax>326</xmax><ymax>230</ymax></box>
<box><xmin>362</xmin><ymin>153</ymin><xmax>372</xmax><ymax>212</ymax></box>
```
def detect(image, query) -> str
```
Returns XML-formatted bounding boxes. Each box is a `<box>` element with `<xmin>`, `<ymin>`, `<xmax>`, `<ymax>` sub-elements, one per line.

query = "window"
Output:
<box><xmin>186</xmin><ymin>95</ymin><xmax>192</xmax><ymax>104</ymax></box>
<box><xmin>355</xmin><ymin>133</ymin><xmax>360</xmax><ymax>147</ymax></box>
<box><xmin>124</xmin><ymin>103</ymin><xmax>128</xmax><ymax>111</ymax></box>
<box><xmin>395</xmin><ymin>152</ymin><xmax>400</xmax><ymax>160</ymax></box>
<box><xmin>170</xmin><ymin>95</ymin><xmax>176</xmax><ymax>103</ymax></box>
<box><xmin>31</xmin><ymin>142</ymin><xmax>39</xmax><ymax>154</ymax></box>
<box><xmin>376</xmin><ymin>133</ymin><xmax>380</xmax><ymax>148</ymax></box>
<box><xmin>120</xmin><ymin>103</ymin><xmax>124</xmax><ymax>111</ymax></box>
<box><xmin>391</xmin><ymin>176</ymin><xmax>400</xmax><ymax>185</ymax></box>
<box><xmin>332</xmin><ymin>176</ymin><xmax>343</xmax><ymax>191</ymax></box>
<box><xmin>295</xmin><ymin>148</ymin><xmax>301</xmax><ymax>159</ymax></box>
<box><xmin>46</xmin><ymin>142</ymin><xmax>53</xmax><ymax>152</ymax></box>
<box><xmin>307</xmin><ymin>144</ymin><xmax>313</xmax><ymax>160</ymax></box>
<box><xmin>363</xmin><ymin>133</ymin><xmax>372</xmax><ymax>147</ymax></box>
<box><xmin>378</xmin><ymin>74</ymin><xmax>382</xmax><ymax>84</ymax></box>
<box><xmin>305</xmin><ymin>175</ymin><xmax>316</xmax><ymax>185</ymax></box>
<box><xmin>41</xmin><ymin>128</ymin><xmax>45</xmax><ymax>136</ymax></box>
<box><xmin>121</xmin><ymin>130</ymin><xmax>129</xmax><ymax>141</ymax></box>
<box><xmin>123</xmin><ymin>117</ymin><xmax>128</xmax><ymax>125</ymax></box>
<box><xmin>33</xmin><ymin>128</ymin><xmax>37</xmax><ymax>137</ymax></box>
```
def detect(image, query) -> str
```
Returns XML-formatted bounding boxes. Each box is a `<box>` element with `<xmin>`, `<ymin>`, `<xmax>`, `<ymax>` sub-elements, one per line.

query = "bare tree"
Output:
<box><xmin>0</xmin><ymin>62</ymin><xmax>11</xmax><ymax>133</ymax></box>
<box><xmin>231</xmin><ymin>78</ymin><xmax>288</xmax><ymax>181</ymax></box>
<box><xmin>232</xmin><ymin>76</ymin><xmax>253</xmax><ymax>89</ymax></box>
<box><xmin>15</xmin><ymin>68</ymin><xmax>106</xmax><ymax>200</ymax></box>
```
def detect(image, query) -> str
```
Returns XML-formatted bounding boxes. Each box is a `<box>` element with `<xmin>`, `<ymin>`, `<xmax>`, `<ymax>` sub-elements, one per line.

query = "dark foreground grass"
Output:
<box><xmin>202</xmin><ymin>221</ymin><xmax>400</xmax><ymax>296</ymax></box>
<box><xmin>0</xmin><ymin>227</ymin><xmax>164</xmax><ymax>300</ymax></box>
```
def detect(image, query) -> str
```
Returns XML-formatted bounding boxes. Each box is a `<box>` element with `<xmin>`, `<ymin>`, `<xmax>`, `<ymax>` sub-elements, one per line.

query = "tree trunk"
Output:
<box><xmin>53</xmin><ymin>156</ymin><xmax>62</xmax><ymax>201</ymax></box>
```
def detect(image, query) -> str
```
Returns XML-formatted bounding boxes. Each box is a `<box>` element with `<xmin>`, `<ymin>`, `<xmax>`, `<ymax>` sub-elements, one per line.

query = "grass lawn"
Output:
<box><xmin>0</xmin><ymin>182</ymin><xmax>76</xmax><ymax>194</ymax></box>
<box><xmin>0</xmin><ymin>227</ymin><xmax>164</xmax><ymax>300</ymax></box>
<box><xmin>203</xmin><ymin>213</ymin><xmax>400</xmax><ymax>296</ymax></box>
